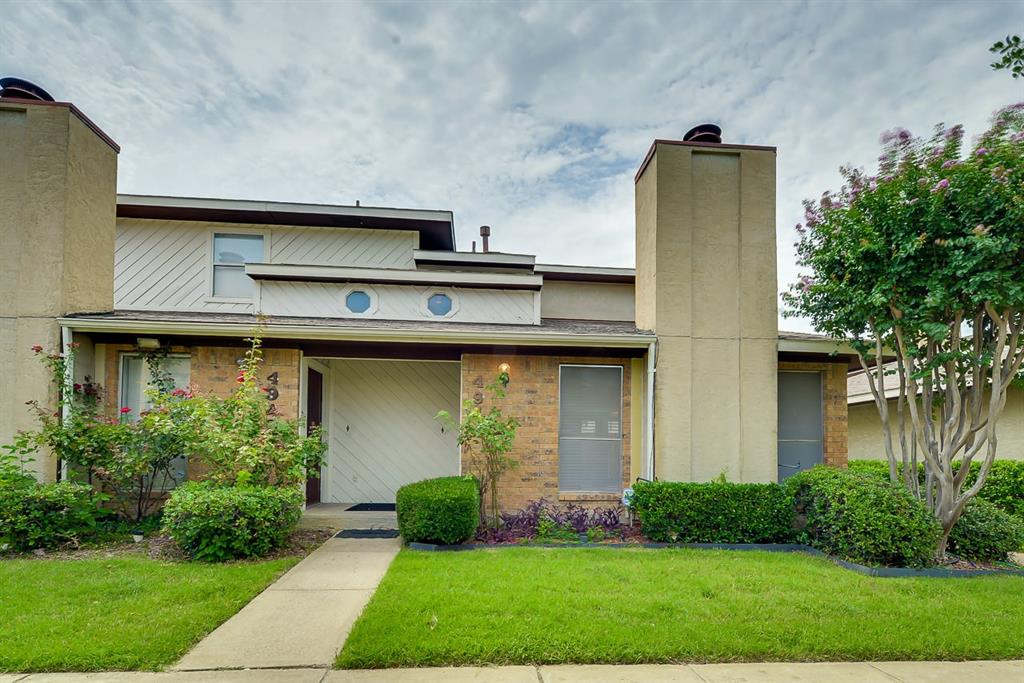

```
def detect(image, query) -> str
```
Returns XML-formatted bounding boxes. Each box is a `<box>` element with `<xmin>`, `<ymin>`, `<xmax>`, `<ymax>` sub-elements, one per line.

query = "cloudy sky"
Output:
<box><xmin>3</xmin><ymin>1</ymin><xmax>1022</xmax><ymax>330</ymax></box>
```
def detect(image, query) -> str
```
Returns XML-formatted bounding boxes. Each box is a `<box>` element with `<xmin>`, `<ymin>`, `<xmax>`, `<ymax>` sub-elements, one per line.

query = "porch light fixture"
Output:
<box><xmin>497</xmin><ymin>362</ymin><xmax>511</xmax><ymax>387</ymax></box>
<box><xmin>136</xmin><ymin>337</ymin><xmax>161</xmax><ymax>350</ymax></box>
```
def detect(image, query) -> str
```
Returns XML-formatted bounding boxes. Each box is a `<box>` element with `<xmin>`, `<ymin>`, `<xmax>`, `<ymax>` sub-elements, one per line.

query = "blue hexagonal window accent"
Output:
<box><xmin>427</xmin><ymin>293</ymin><xmax>453</xmax><ymax>316</ymax></box>
<box><xmin>345</xmin><ymin>290</ymin><xmax>371</xmax><ymax>314</ymax></box>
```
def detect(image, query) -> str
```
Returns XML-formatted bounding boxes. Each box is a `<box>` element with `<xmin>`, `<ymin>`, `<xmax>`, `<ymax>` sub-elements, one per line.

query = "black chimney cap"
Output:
<box><xmin>683</xmin><ymin>123</ymin><xmax>722</xmax><ymax>144</ymax></box>
<box><xmin>0</xmin><ymin>77</ymin><xmax>55</xmax><ymax>102</ymax></box>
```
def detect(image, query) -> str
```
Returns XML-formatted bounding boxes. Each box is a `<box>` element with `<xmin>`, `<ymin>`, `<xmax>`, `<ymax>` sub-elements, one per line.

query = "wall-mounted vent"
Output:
<box><xmin>0</xmin><ymin>77</ymin><xmax>55</xmax><ymax>102</ymax></box>
<box><xmin>683</xmin><ymin>123</ymin><xmax>722</xmax><ymax>144</ymax></box>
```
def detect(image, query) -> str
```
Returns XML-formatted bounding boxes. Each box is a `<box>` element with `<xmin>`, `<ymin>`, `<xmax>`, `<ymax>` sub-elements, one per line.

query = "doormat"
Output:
<box><xmin>345</xmin><ymin>502</ymin><xmax>396</xmax><ymax>512</ymax></box>
<box><xmin>335</xmin><ymin>529</ymin><xmax>399</xmax><ymax>539</ymax></box>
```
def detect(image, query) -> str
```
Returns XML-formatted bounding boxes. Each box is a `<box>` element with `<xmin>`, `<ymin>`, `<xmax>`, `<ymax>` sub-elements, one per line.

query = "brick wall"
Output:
<box><xmin>778</xmin><ymin>361</ymin><xmax>848</xmax><ymax>468</ymax></box>
<box><xmin>102</xmin><ymin>343</ymin><xmax>300</xmax><ymax>420</ymax></box>
<box><xmin>101</xmin><ymin>342</ymin><xmax>301</xmax><ymax>491</ymax></box>
<box><xmin>460</xmin><ymin>354</ymin><xmax>631</xmax><ymax>511</ymax></box>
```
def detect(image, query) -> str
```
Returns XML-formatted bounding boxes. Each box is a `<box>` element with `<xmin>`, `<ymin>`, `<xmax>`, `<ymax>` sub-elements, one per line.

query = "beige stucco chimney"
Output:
<box><xmin>634</xmin><ymin>133</ymin><xmax>778</xmax><ymax>482</ymax></box>
<box><xmin>0</xmin><ymin>84</ymin><xmax>118</xmax><ymax>481</ymax></box>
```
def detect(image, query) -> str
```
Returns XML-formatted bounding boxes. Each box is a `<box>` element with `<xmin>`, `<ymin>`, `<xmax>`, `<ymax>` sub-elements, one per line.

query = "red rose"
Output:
<box><xmin>120</xmin><ymin>407</ymin><xmax>132</xmax><ymax>414</ymax></box>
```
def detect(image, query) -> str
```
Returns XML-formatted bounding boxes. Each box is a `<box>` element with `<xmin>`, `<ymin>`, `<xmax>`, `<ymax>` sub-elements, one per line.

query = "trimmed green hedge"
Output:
<box><xmin>849</xmin><ymin>459</ymin><xmax>1024</xmax><ymax>517</ymax></box>
<box><xmin>630</xmin><ymin>481</ymin><xmax>795</xmax><ymax>543</ymax></box>
<box><xmin>0</xmin><ymin>480</ymin><xmax>107</xmax><ymax>552</ymax></box>
<box><xmin>162</xmin><ymin>482</ymin><xmax>303</xmax><ymax>562</ymax></box>
<box><xmin>396</xmin><ymin>476</ymin><xmax>480</xmax><ymax>545</ymax></box>
<box><xmin>788</xmin><ymin>466</ymin><xmax>940</xmax><ymax>567</ymax></box>
<box><xmin>948</xmin><ymin>498</ymin><xmax>1024</xmax><ymax>561</ymax></box>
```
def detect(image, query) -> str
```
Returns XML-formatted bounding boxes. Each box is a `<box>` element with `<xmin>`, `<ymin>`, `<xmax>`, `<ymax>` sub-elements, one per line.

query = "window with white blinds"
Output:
<box><xmin>558</xmin><ymin>365</ymin><xmax>623</xmax><ymax>492</ymax></box>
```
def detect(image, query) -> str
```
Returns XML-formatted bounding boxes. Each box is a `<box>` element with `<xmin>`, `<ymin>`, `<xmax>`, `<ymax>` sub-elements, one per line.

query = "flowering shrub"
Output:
<box><xmin>181</xmin><ymin>333</ymin><xmax>325</xmax><ymax>487</ymax></box>
<box><xmin>4</xmin><ymin>330</ymin><xmax>325</xmax><ymax>525</ymax></box>
<box><xmin>785</xmin><ymin>102</ymin><xmax>1024</xmax><ymax>558</ymax></box>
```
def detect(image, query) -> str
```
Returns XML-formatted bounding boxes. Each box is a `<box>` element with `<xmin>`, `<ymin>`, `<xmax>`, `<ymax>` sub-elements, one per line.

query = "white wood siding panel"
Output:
<box><xmin>114</xmin><ymin>219</ymin><xmax>418</xmax><ymax>313</ymax></box>
<box><xmin>114</xmin><ymin>220</ymin><xmax>253</xmax><ymax>313</ymax></box>
<box><xmin>324</xmin><ymin>359</ymin><xmax>460</xmax><ymax>503</ymax></box>
<box><xmin>259</xmin><ymin>281</ymin><xmax>537</xmax><ymax>324</ymax></box>
<box><xmin>271</xmin><ymin>227</ymin><xmax>415</xmax><ymax>269</ymax></box>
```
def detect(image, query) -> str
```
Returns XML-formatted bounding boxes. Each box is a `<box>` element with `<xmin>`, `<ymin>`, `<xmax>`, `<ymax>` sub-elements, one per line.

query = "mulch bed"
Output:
<box><xmin>1</xmin><ymin>526</ymin><xmax>337</xmax><ymax>563</ymax></box>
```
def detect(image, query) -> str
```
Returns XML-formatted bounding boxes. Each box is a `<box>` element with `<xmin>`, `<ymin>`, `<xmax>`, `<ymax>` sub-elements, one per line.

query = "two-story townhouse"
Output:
<box><xmin>1</xmin><ymin>80</ymin><xmax>856</xmax><ymax>511</ymax></box>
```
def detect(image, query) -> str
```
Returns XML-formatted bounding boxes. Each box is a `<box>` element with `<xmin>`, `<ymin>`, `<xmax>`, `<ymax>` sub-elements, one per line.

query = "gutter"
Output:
<box><xmin>59</xmin><ymin>324</ymin><xmax>73</xmax><ymax>482</ymax></box>
<box><xmin>58</xmin><ymin>316</ymin><xmax>655</xmax><ymax>349</ymax></box>
<box><xmin>645</xmin><ymin>340</ymin><xmax>657</xmax><ymax>480</ymax></box>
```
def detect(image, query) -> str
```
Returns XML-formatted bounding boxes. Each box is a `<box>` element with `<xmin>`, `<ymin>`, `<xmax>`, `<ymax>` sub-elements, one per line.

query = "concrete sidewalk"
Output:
<box><xmin>171</xmin><ymin>537</ymin><xmax>400</xmax><ymax>671</ymax></box>
<box><xmin>8</xmin><ymin>661</ymin><xmax>1024</xmax><ymax>682</ymax></box>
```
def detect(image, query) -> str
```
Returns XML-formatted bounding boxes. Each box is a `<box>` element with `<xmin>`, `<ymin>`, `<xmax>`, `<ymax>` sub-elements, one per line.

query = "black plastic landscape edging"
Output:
<box><xmin>405</xmin><ymin>540</ymin><xmax>1024</xmax><ymax>578</ymax></box>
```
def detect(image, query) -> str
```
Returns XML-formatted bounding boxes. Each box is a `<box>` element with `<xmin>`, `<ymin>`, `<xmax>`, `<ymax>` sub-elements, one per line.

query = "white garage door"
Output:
<box><xmin>324</xmin><ymin>359</ymin><xmax>460</xmax><ymax>504</ymax></box>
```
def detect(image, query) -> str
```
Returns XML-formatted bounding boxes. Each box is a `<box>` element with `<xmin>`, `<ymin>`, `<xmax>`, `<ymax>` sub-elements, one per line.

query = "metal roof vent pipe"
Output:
<box><xmin>683</xmin><ymin>123</ymin><xmax>722</xmax><ymax>144</ymax></box>
<box><xmin>0</xmin><ymin>77</ymin><xmax>55</xmax><ymax>102</ymax></box>
<box><xmin>480</xmin><ymin>225</ymin><xmax>491</xmax><ymax>253</ymax></box>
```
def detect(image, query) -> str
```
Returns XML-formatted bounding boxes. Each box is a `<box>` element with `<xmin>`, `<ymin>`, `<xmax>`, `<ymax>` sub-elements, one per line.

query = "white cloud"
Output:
<box><xmin>2</xmin><ymin>0</ymin><xmax>1022</xmax><ymax>331</ymax></box>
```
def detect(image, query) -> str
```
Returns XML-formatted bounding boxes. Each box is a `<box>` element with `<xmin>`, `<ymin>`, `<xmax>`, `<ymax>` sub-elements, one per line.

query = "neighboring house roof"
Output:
<box><xmin>60</xmin><ymin>310</ymin><xmax>656</xmax><ymax>348</ymax></box>
<box><xmin>116</xmin><ymin>194</ymin><xmax>456</xmax><ymax>251</ymax></box>
<box><xmin>778</xmin><ymin>330</ymin><xmax>863</xmax><ymax>368</ymax></box>
<box><xmin>848</xmin><ymin>368</ymin><xmax>893</xmax><ymax>405</ymax></box>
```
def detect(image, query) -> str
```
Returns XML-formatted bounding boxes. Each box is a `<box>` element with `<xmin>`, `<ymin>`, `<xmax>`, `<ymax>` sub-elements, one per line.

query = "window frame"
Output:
<box><xmin>557</xmin><ymin>363</ymin><xmax>624</xmax><ymax>494</ymax></box>
<box><xmin>208</xmin><ymin>229</ymin><xmax>267</xmax><ymax>302</ymax></box>
<box><xmin>420</xmin><ymin>288</ymin><xmax>459</xmax><ymax>319</ymax></box>
<box><xmin>118</xmin><ymin>352</ymin><xmax>193</xmax><ymax>490</ymax></box>
<box><xmin>340</xmin><ymin>284</ymin><xmax>380</xmax><ymax>317</ymax></box>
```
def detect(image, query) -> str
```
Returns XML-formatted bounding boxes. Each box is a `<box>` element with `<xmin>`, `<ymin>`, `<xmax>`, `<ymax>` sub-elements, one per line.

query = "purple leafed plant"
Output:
<box><xmin>475</xmin><ymin>498</ymin><xmax>629</xmax><ymax>542</ymax></box>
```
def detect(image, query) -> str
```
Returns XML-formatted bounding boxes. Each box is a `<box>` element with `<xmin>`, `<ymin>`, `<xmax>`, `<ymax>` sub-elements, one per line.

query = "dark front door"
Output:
<box><xmin>305</xmin><ymin>368</ymin><xmax>323</xmax><ymax>505</ymax></box>
<box><xmin>777</xmin><ymin>371</ymin><xmax>824</xmax><ymax>481</ymax></box>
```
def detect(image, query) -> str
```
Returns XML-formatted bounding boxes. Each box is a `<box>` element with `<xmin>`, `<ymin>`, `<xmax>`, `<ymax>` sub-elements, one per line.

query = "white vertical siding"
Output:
<box><xmin>259</xmin><ymin>281</ymin><xmax>538</xmax><ymax>324</ymax></box>
<box><xmin>324</xmin><ymin>359</ymin><xmax>460</xmax><ymax>503</ymax></box>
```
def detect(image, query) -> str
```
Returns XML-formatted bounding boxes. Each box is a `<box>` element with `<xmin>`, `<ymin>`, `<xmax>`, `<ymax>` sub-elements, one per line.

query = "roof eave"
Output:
<box><xmin>58</xmin><ymin>316</ymin><xmax>655</xmax><ymax>349</ymax></box>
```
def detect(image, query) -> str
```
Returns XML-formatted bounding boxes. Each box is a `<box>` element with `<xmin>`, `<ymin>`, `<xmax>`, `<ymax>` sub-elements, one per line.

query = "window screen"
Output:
<box><xmin>120</xmin><ymin>355</ymin><xmax>192</xmax><ymax>489</ymax></box>
<box><xmin>558</xmin><ymin>365</ymin><xmax>623</xmax><ymax>492</ymax></box>
<box><xmin>212</xmin><ymin>233</ymin><xmax>263</xmax><ymax>297</ymax></box>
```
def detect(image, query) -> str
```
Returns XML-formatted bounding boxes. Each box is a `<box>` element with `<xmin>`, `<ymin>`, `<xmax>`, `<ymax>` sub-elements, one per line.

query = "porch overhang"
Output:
<box><xmin>59</xmin><ymin>312</ymin><xmax>655</xmax><ymax>350</ymax></box>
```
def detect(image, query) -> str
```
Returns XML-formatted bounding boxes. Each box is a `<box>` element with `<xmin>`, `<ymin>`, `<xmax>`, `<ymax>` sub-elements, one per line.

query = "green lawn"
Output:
<box><xmin>337</xmin><ymin>547</ymin><xmax>1024</xmax><ymax>668</ymax></box>
<box><xmin>0</xmin><ymin>555</ymin><xmax>297</xmax><ymax>672</ymax></box>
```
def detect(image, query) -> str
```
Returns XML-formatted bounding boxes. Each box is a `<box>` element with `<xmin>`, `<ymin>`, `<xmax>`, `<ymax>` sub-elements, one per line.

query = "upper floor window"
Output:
<box><xmin>212</xmin><ymin>233</ymin><xmax>263</xmax><ymax>298</ymax></box>
<box><xmin>426</xmin><ymin>292</ymin><xmax>453</xmax><ymax>316</ymax></box>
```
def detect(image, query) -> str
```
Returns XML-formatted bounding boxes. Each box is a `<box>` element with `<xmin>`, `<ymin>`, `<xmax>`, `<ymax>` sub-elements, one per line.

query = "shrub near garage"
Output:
<box><xmin>948</xmin><ymin>498</ymin><xmax>1024</xmax><ymax>561</ymax></box>
<box><xmin>162</xmin><ymin>482</ymin><xmax>303</xmax><ymax>562</ymax></box>
<box><xmin>788</xmin><ymin>466</ymin><xmax>940</xmax><ymax>567</ymax></box>
<box><xmin>630</xmin><ymin>480</ymin><xmax>795</xmax><ymax>543</ymax></box>
<box><xmin>396</xmin><ymin>476</ymin><xmax>480</xmax><ymax>545</ymax></box>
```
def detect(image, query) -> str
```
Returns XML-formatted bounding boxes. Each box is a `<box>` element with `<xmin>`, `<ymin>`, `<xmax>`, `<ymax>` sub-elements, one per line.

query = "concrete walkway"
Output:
<box><xmin>7</xmin><ymin>661</ymin><xmax>1024</xmax><ymax>681</ymax></box>
<box><xmin>172</xmin><ymin>537</ymin><xmax>400</xmax><ymax>671</ymax></box>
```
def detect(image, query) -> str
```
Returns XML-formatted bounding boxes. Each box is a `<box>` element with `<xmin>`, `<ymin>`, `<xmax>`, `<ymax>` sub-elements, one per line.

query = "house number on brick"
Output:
<box><xmin>264</xmin><ymin>371</ymin><xmax>280</xmax><ymax>414</ymax></box>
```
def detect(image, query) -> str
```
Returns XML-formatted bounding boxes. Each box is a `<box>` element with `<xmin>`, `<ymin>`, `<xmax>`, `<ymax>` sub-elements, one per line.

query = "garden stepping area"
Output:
<box><xmin>172</xmin><ymin>537</ymin><xmax>399</xmax><ymax>671</ymax></box>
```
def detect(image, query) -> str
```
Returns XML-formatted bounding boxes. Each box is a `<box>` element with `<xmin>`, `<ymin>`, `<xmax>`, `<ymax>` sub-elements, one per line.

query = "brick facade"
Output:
<box><xmin>101</xmin><ymin>343</ymin><xmax>301</xmax><ymax>421</ymax></box>
<box><xmin>460</xmin><ymin>354</ymin><xmax>632</xmax><ymax>511</ymax></box>
<box><xmin>100</xmin><ymin>342</ymin><xmax>301</xmax><ymax>491</ymax></box>
<box><xmin>778</xmin><ymin>360</ymin><xmax>848</xmax><ymax>468</ymax></box>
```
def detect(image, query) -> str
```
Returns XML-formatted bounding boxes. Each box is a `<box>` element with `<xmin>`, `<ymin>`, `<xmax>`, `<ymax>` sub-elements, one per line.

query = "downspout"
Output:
<box><xmin>645</xmin><ymin>340</ymin><xmax>657</xmax><ymax>480</ymax></box>
<box><xmin>59</xmin><ymin>323</ymin><xmax>73</xmax><ymax>482</ymax></box>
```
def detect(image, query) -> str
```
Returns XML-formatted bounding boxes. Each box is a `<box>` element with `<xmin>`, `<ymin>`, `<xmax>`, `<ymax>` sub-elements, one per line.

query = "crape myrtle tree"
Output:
<box><xmin>784</xmin><ymin>103</ymin><xmax>1024</xmax><ymax>557</ymax></box>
